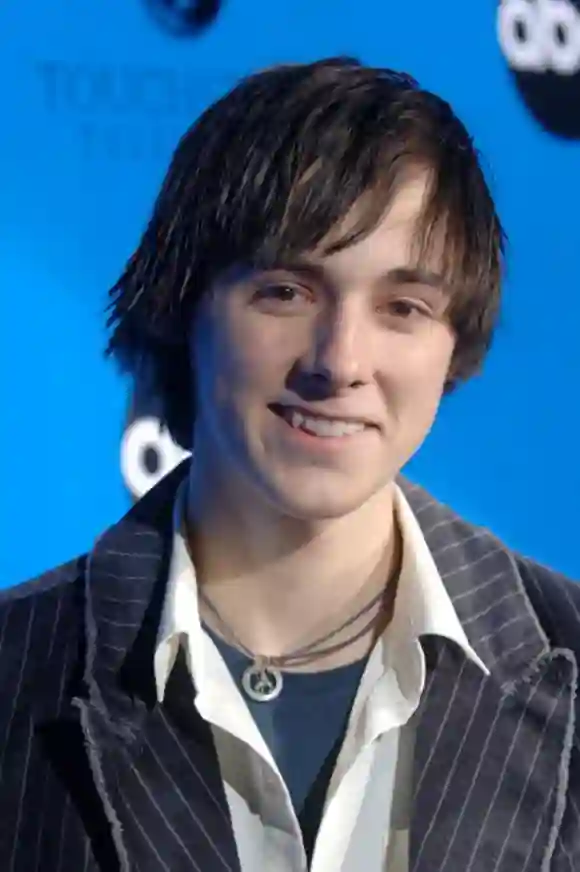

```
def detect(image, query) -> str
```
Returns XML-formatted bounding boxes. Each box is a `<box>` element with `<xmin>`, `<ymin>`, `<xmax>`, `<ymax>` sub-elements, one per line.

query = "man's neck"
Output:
<box><xmin>185</xmin><ymin>459</ymin><xmax>398</xmax><ymax>664</ymax></box>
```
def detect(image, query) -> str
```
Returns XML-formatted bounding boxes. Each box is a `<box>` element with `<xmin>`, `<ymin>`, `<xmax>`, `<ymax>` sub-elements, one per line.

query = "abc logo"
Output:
<box><xmin>497</xmin><ymin>0</ymin><xmax>580</xmax><ymax>137</ymax></box>
<box><xmin>121</xmin><ymin>416</ymin><xmax>190</xmax><ymax>499</ymax></box>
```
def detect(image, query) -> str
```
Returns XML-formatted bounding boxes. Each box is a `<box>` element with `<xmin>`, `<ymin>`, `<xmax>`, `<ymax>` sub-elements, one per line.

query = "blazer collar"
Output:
<box><xmin>81</xmin><ymin>461</ymin><xmax>549</xmax><ymax>735</ymax></box>
<box><xmin>80</xmin><ymin>465</ymin><xmax>179</xmax><ymax>738</ymax></box>
<box><xmin>399</xmin><ymin>478</ymin><xmax>549</xmax><ymax>685</ymax></box>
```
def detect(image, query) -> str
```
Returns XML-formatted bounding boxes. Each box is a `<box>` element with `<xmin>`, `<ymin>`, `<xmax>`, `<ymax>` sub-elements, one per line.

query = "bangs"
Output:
<box><xmin>245</xmin><ymin>145</ymin><xmax>499</xmax><ymax>325</ymax></box>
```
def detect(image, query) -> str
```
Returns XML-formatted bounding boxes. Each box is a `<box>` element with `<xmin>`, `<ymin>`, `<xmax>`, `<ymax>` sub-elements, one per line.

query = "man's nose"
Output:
<box><xmin>305</xmin><ymin>306</ymin><xmax>371</xmax><ymax>391</ymax></box>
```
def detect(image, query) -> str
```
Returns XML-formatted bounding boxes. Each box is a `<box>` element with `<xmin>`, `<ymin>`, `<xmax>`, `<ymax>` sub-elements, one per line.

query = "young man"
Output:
<box><xmin>1</xmin><ymin>57</ymin><xmax>579</xmax><ymax>872</ymax></box>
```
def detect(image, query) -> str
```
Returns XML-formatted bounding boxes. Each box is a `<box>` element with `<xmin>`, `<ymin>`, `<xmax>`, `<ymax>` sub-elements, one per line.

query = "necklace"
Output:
<box><xmin>198</xmin><ymin>565</ymin><xmax>400</xmax><ymax>703</ymax></box>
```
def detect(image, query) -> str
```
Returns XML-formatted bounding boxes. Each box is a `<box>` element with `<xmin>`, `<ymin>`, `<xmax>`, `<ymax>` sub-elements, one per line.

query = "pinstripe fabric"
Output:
<box><xmin>400</xmin><ymin>481</ymin><xmax>577</xmax><ymax>871</ymax></box>
<box><xmin>1</xmin><ymin>461</ymin><xmax>579</xmax><ymax>871</ymax></box>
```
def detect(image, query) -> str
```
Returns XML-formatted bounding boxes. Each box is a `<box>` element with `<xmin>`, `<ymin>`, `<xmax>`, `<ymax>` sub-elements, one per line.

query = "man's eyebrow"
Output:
<box><xmin>253</xmin><ymin>258</ymin><xmax>326</xmax><ymax>280</ymax></box>
<box><xmin>386</xmin><ymin>266</ymin><xmax>448</xmax><ymax>290</ymax></box>
<box><xmin>252</xmin><ymin>260</ymin><xmax>449</xmax><ymax>291</ymax></box>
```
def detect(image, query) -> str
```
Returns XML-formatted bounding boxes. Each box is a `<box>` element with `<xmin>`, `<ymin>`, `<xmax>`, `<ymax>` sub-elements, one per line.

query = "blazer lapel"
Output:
<box><xmin>73</xmin><ymin>463</ymin><xmax>240</xmax><ymax>872</ymax></box>
<box><xmin>401</xmin><ymin>479</ymin><xmax>577</xmax><ymax>872</ymax></box>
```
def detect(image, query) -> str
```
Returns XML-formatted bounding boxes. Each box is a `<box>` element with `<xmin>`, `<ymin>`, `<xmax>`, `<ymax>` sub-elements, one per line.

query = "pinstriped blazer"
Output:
<box><xmin>2</xmin><ymin>462</ymin><xmax>580</xmax><ymax>872</ymax></box>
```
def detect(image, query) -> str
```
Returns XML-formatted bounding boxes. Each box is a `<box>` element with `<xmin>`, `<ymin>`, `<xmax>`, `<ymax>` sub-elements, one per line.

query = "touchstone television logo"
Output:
<box><xmin>498</xmin><ymin>0</ymin><xmax>580</xmax><ymax>138</ymax></box>
<box><xmin>143</xmin><ymin>0</ymin><xmax>223</xmax><ymax>37</ymax></box>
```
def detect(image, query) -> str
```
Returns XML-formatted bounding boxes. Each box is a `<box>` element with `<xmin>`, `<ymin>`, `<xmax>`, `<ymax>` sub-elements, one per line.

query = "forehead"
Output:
<box><xmin>309</xmin><ymin>172</ymin><xmax>445</xmax><ymax>280</ymax></box>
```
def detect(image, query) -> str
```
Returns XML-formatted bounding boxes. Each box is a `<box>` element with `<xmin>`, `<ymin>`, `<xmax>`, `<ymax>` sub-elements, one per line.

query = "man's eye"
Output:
<box><xmin>386</xmin><ymin>299</ymin><xmax>430</xmax><ymax>319</ymax></box>
<box><xmin>254</xmin><ymin>284</ymin><xmax>312</xmax><ymax>306</ymax></box>
<box><xmin>262</xmin><ymin>285</ymin><xmax>301</xmax><ymax>301</ymax></box>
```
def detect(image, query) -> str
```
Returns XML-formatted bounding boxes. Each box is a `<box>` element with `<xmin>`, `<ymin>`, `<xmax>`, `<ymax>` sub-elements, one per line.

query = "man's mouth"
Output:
<box><xmin>269</xmin><ymin>404</ymin><xmax>371</xmax><ymax>438</ymax></box>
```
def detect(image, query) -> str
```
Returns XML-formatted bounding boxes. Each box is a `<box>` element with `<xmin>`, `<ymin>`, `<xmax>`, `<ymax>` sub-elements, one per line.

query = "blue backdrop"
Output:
<box><xmin>1</xmin><ymin>0</ymin><xmax>579</xmax><ymax>585</ymax></box>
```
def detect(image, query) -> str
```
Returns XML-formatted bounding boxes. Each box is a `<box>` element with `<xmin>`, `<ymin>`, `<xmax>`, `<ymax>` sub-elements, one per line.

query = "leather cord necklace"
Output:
<box><xmin>198</xmin><ymin>562</ymin><xmax>400</xmax><ymax>703</ymax></box>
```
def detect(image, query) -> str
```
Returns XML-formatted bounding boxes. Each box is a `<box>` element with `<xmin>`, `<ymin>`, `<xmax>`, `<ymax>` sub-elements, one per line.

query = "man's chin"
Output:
<box><xmin>264</xmin><ymin>480</ymin><xmax>388</xmax><ymax>523</ymax></box>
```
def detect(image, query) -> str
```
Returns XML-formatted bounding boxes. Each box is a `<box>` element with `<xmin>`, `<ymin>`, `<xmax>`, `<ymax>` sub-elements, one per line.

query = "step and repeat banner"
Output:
<box><xmin>1</xmin><ymin>0</ymin><xmax>579</xmax><ymax>585</ymax></box>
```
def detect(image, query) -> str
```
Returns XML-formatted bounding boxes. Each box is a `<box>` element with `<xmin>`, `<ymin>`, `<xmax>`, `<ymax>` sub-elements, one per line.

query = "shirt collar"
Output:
<box><xmin>389</xmin><ymin>486</ymin><xmax>488</xmax><ymax>675</ymax></box>
<box><xmin>154</xmin><ymin>480</ymin><xmax>488</xmax><ymax>702</ymax></box>
<box><xmin>154</xmin><ymin>479</ymin><xmax>206</xmax><ymax>702</ymax></box>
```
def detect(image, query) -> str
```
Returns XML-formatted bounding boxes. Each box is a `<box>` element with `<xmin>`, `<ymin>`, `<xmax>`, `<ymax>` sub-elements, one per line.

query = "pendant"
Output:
<box><xmin>241</xmin><ymin>662</ymin><xmax>283</xmax><ymax>702</ymax></box>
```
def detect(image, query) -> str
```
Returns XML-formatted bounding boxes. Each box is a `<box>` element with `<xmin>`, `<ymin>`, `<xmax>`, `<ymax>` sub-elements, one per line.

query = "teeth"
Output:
<box><xmin>289</xmin><ymin>410</ymin><xmax>365</xmax><ymax>437</ymax></box>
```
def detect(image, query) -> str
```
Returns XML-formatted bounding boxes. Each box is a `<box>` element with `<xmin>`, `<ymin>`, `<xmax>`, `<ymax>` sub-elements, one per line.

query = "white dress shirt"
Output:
<box><xmin>154</xmin><ymin>484</ymin><xmax>488</xmax><ymax>871</ymax></box>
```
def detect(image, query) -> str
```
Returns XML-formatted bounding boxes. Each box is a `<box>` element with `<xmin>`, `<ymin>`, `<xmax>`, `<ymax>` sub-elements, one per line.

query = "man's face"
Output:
<box><xmin>191</xmin><ymin>174</ymin><xmax>456</xmax><ymax>520</ymax></box>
